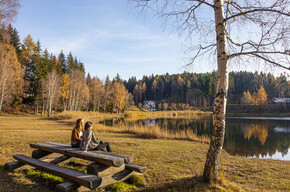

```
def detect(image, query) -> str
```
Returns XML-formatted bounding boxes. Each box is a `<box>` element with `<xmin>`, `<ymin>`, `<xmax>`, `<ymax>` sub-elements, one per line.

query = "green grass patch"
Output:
<box><xmin>26</xmin><ymin>169</ymin><xmax>63</xmax><ymax>183</ymax></box>
<box><xmin>126</xmin><ymin>175</ymin><xmax>146</xmax><ymax>187</ymax></box>
<box><xmin>108</xmin><ymin>182</ymin><xmax>137</xmax><ymax>192</ymax></box>
<box><xmin>61</xmin><ymin>164</ymin><xmax>86</xmax><ymax>173</ymax></box>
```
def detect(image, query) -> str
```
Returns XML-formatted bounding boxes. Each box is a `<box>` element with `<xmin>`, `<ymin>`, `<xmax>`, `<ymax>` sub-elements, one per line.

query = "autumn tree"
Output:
<box><xmin>112</xmin><ymin>81</ymin><xmax>127</xmax><ymax>113</ymax></box>
<box><xmin>0</xmin><ymin>43</ymin><xmax>23</xmax><ymax>111</ymax></box>
<box><xmin>61</xmin><ymin>73</ymin><xmax>70</xmax><ymax>111</ymax></box>
<box><xmin>131</xmin><ymin>0</ymin><xmax>290</xmax><ymax>183</ymax></box>
<box><xmin>133</xmin><ymin>81</ymin><xmax>146</xmax><ymax>104</ymax></box>
<box><xmin>89</xmin><ymin>76</ymin><xmax>104</xmax><ymax>111</ymax></box>
<box><xmin>253</xmin><ymin>86</ymin><xmax>268</xmax><ymax>105</ymax></box>
<box><xmin>241</xmin><ymin>90</ymin><xmax>253</xmax><ymax>104</ymax></box>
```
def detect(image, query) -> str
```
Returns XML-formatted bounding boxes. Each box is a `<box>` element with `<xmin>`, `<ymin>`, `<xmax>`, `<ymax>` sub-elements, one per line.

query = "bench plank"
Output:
<box><xmin>30</xmin><ymin>142</ymin><xmax>124</xmax><ymax>167</ymax></box>
<box><xmin>92</xmin><ymin>151</ymin><xmax>133</xmax><ymax>164</ymax></box>
<box><xmin>126</xmin><ymin>163</ymin><xmax>147</xmax><ymax>173</ymax></box>
<box><xmin>44</xmin><ymin>142</ymin><xmax>133</xmax><ymax>164</ymax></box>
<box><xmin>13</xmin><ymin>155</ymin><xmax>101</xmax><ymax>190</ymax></box>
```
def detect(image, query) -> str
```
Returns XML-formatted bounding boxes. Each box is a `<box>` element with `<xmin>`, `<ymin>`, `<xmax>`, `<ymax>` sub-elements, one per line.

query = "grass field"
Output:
<box><xmin>0</xmin><ymin>114</ymin><xmax>289</xmax><ymax>192</ymax></box>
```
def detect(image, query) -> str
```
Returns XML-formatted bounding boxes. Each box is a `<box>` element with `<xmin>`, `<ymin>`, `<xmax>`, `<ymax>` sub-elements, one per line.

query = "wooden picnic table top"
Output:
<box><xmin>30</xmin><ymin>142</ymin><xmax>125</xmax><ymax>167</ymax></box>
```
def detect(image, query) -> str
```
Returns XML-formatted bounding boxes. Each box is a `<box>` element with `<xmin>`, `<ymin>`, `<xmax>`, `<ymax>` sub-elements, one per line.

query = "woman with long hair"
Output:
<box><xmin>80</xmin><ymin>121</ymin><xmax>112</xmax><ymax>153</ymax></box>
<box><xmin>71</xmin><ymin>118</ymin><xmax>84</xmax><ymax>148</ymax></box>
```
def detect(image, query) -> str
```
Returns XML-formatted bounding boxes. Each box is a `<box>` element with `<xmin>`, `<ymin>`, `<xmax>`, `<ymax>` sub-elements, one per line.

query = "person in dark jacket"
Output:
<box><xmin>80</xmin><ymin>121</ymin><xmax>112</xmax><ymax>152</ymax></box>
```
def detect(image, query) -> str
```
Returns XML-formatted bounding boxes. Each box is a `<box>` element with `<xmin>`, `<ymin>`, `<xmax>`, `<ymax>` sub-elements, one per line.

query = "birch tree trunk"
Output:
<box><xmin>203</xmin><ymin>0</ymin><xmax>229</xmax><ymax>183</ymax></box>
<box><xmin>0</xmin><ymin>87</ymin><xmax>5</xmax><ymax>111</ymax></box>
<box><xmin>48</xmin><ymin>100</ymin><xmax>52</xmax><ymax>117</ymax></box>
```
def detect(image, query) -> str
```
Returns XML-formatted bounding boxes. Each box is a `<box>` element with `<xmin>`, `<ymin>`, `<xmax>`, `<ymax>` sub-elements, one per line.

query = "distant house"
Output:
<box><xmin>272</xmin><ymin>98</ymin><xmax>290</xmax><ymax>104</ymax></box>
<box><xmin>143</xmin><ymin>100</ymin><xmax>156</xmax><ymax>111</ymax></box>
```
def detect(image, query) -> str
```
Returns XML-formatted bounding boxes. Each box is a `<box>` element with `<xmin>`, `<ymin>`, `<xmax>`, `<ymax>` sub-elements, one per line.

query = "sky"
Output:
<box><xmin>14</xmin><ymin>0</ymin><xmax>287</xmax><ymax>81</ymax></box>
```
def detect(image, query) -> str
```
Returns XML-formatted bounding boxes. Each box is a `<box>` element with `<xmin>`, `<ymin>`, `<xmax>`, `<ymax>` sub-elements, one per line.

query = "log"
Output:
<box><xmin>99</xmin><ymin>169</ymin><xmax>134</xmax><ymax>188</ymax></box>
<box><xmin>32</xmin><ymin>149</ymin><xmax>52</xmax><ymax>159</ymax></box>
<box><xmin>4</xmin><ymin>161</ymin><xmax>25</xmax><ymax>171</ymax></box>
<box><xmin>125</xmin><ymin>163</ymin><xmax>147</xmax><ymax>173</ymax></box>
<box><xmin>30</xmin><ymin>142</ymin><xmax>124</xmax><ymax>167</ymax></box>
<box><xmin>13</xmin><ymin>155</ymin><xmax>102</xmax><ymax>190</ymax></box>
<box><xmin>87</xmin><ymin>163</ymin><xmax>125</xmax><ymax>177</ymax></box>
<box><xmin>4</xmin><ymin>149</ymin><xmax>52</xmax><ymax>171</ymax></box>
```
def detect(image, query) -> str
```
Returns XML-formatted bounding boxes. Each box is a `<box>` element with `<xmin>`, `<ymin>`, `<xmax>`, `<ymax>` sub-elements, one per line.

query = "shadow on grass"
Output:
<box><xmin>0</xmin><ymin>165</ymin><xmax>50</xmax><ymax>192</ymax></box>
<box><xmin>137</xmin><ymin>176</ymin><xmax>217</xmax><ymax>192</ymax></box>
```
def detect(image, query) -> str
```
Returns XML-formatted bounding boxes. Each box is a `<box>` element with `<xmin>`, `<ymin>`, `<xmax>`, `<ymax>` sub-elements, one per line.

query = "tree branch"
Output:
<box><xmin>225</xmin><ymin>8</ymin><xmax>290</xmax><ymax>22</ymax></box>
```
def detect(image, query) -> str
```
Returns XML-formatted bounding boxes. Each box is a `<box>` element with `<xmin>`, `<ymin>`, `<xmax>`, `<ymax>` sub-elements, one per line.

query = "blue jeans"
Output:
<box><xmin>71</xmin><ymin>141</ymin><xmax>81</xmax><ymax>148</ymax></box>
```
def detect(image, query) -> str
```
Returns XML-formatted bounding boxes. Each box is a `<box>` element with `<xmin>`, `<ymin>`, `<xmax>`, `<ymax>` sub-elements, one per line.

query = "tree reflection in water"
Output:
<box><xmin>101</xmin><ymin>117</ymin><xmax>290</xmax><ymax>160</ymax></box>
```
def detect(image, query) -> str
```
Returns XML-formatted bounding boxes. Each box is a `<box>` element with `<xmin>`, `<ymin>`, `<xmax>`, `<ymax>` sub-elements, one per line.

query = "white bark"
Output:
<box><xmin>203</xmin><ymin>0</ymin><xmax>228</xmax><ymax>183</ymax></box>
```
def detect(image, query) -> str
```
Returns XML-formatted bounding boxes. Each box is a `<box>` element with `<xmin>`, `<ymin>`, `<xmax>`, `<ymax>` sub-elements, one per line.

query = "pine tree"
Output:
<box><xmin>66</xmin><ymin>52</ymin><xmax>74</xmax><ymax>74</ymax></box>
<box><xmin>21</xmin><ymin>34</ymin><xmax>36</xmax><ymax>100</ymax></box>
<box><xmin>7</xmin><ymin>24</ymin><xmax>21</xmax><ymax>59</ymax></box>
<box><xmin>151</xmin><ymin>79</ymin><xmax>158</xmax><ymax>101</ymax></box>
<box><xmin>58</xmin><ymin>50</ymin><xmax>67</xmax><ymax>74</ymax></box>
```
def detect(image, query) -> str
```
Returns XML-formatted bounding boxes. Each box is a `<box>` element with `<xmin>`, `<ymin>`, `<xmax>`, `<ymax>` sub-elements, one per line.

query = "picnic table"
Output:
<box><xmin>5</xmin><ymin>142</ymin><xmax>146</xmax><ymax>192</ymax></box>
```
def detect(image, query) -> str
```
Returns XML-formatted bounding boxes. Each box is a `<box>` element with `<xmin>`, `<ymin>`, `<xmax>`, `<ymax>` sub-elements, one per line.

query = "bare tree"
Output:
<box><xmin>40</xmin><ymin>70</ymin><xmax>61</xmax><ymax>117</ymax></box>
<box><xmin>0</xmin><ymin>0</ymin><xmax>20</xmax><ymax>23</ymax></box>
<box><xmin>68</xmin><ymin>69</ymin><xmax>89</xmax><ymax>111</ymax></box>
<box><xmin>89</xmin><ymin>76</ymin><xmax>104</xmax><ymax>111</ymax></box>
<box><xmin>130</xmin><ymin>0</ymin><xmax>289</xmax><ymax>183</ymax></box>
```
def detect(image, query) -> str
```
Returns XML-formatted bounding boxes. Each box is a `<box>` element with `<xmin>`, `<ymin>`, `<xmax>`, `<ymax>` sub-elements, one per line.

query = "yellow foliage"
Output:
<box><xmin>61</xmin><ymin>73</ymin><xmax>70</xmax><ymax>99</ymax></box>
<box><xmin>255</xmin><ymin>86</ymin><xmax>268</xmax><ymax>105</ymax></box>
<box><xmin>113</xmin><ymin>81</ymin><xmax>127</xmax><ymax>112</ymax></box>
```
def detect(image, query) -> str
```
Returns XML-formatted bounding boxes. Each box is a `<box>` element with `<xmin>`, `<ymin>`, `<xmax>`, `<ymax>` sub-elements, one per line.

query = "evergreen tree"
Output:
<box><xmin>67</xmin><ymin>52</ymin><xmax>74</xmax><ymax>74</ymax></box>
<box><xmin>7</xmin><ymin>24</ymin><xmax>21</xmax><ymax>59</ymax></box>
<box><xmin>58</xmin><ymin>50</ymin><xmax>67</xmax><ymax>74</ymax></box>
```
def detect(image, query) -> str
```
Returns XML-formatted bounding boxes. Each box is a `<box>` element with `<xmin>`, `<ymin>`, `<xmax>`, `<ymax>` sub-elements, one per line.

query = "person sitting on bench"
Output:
<box><xmin>80</xmin><ymin>121</ymin><xmax>112</xmax><ymax>153</ymax></box>
<box><xmin>71</xmin><ymin>118</ymin><xmax>84</xmax><ymax>148</ymax></box>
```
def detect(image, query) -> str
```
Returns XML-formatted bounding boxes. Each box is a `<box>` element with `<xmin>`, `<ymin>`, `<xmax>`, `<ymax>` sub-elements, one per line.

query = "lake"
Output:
<box><xmin>101</xmin><ymin>116</ymin><xmax>290</xmax><ymax>161</ymax></box>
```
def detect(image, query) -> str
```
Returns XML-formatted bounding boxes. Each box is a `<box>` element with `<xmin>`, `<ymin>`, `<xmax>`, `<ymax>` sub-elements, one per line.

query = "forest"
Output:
<box><xmin>1</xmin><ymin>24</ymin><xmax>290</xmax><ymax>115</ymax></box>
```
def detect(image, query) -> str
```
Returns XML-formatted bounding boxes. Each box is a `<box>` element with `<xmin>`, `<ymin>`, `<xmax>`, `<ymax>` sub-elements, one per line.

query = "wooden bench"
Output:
<box><xmin>5</xmin><ymin>142</ymin><xmax>146</xmax><ymax>192</ymax></box>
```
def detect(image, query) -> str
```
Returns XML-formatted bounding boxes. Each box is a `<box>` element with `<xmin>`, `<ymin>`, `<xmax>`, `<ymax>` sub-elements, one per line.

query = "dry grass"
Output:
<box><xmin>0</xmin><ymin>115</ymin><xmax>289</xmax><ymax>192</ymax></box>
<box><xmin>106</xmin><ymin>124</ymin><xmax>210</xmax><ymax>144</ymax></box>
<box><xmin>125</xmin><ymin>109</ymin><xmax>212</xmax><ymax>120</ymax></box>
<box><xmin>51</xmin><ymin>110</ymin><xmax>123</xmax><ymax>123</ymax></box>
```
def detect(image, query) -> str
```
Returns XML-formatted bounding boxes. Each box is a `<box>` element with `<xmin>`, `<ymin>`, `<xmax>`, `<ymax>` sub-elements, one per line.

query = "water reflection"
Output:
<box><xmin>101</xmin><ymin>117</ymin><xmax>290</xmax><ymax>160</ymax></box>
